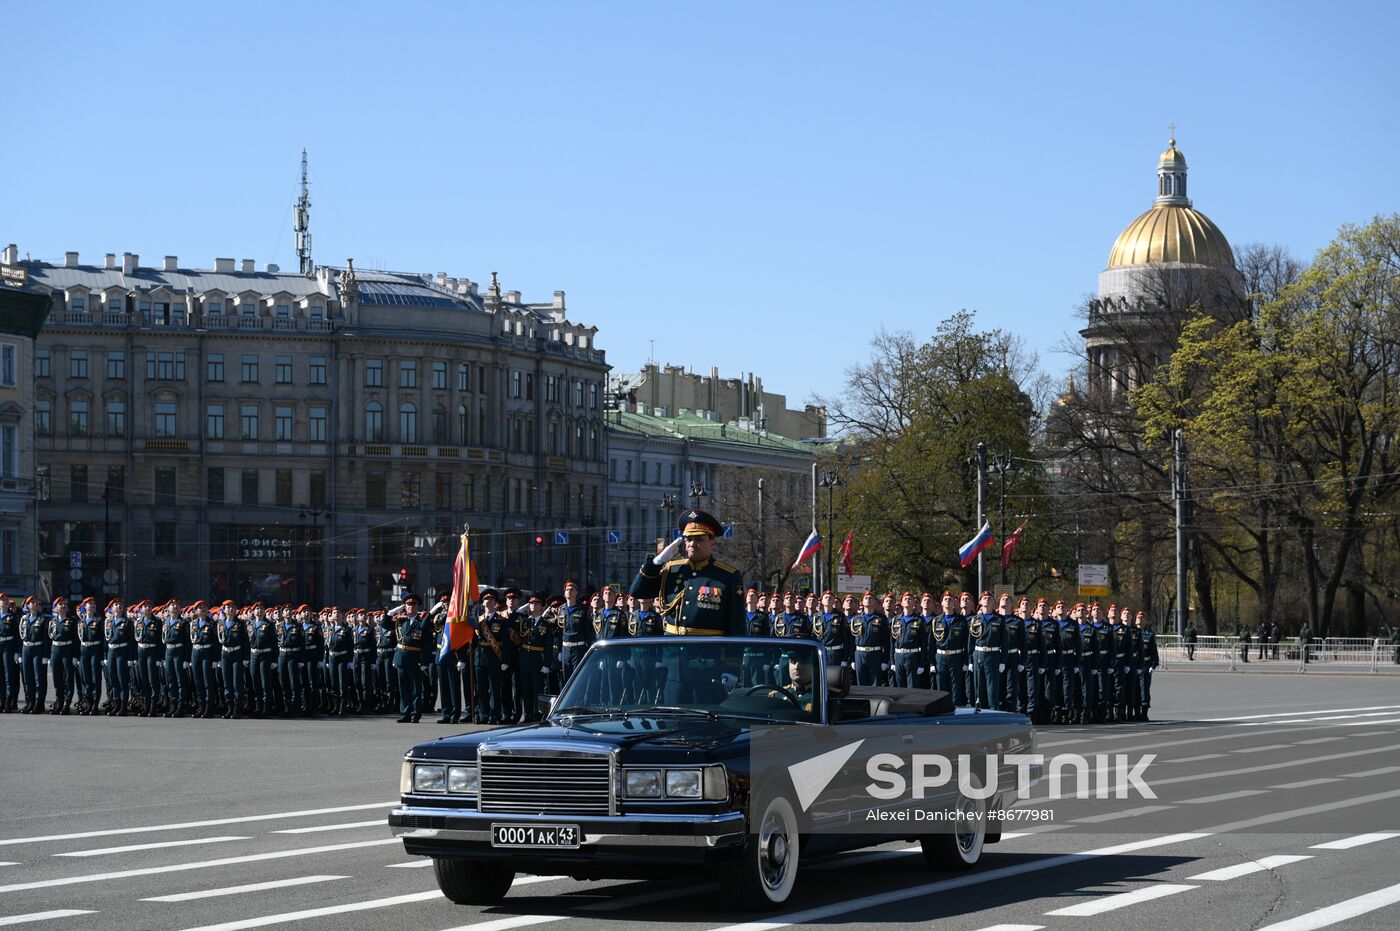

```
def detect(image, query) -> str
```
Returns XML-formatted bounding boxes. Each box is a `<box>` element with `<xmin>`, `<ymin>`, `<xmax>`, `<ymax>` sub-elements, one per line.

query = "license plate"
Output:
<box><xmin>490</xmin><ymin>823</ymin><xmax>581</xmax><ymax>849</ymax></box>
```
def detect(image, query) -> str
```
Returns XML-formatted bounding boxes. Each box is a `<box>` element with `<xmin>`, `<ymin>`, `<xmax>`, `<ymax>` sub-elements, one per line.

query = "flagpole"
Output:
<box><xmin>975</xmin><ymin>442</ymin><xmax>987</xmax><ymax>594</ymax></box>
<box><xmin>810</xmin><ymin>463</ymin><xmax>818</xmax><ymax>594</ymax></box>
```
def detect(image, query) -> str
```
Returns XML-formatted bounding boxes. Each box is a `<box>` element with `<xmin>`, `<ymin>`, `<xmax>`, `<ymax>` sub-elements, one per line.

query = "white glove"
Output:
<box><xmin>998</xmin><ymin>663</ymin><xmax>1006</xmax><ymax>673</ymax></box>
<box><xmin>615</xmin><ymin>660</ymin><xmax>625</xmax><ymax>668</ymax></box>
<box><xmin>880</xmin><ymin>663</ymin><xmax>889</xmax><ymax>671</ymax></box>
<box><xmin>541</xmin><ymin>667</ymin><xmax>550</xmax><ymax>674</ymax></box>
<box><xmin>652</xmin><ymin>537</ymin><xmax>684</xmax><ymax>565</ymax></box>
<box><xmin>40</xmin><ymin>658</ymin><xmax>48</xmax><ymax>665</ymax></box>
<box><xmin>242</xmin><ymin>661</ymin><xmax>249</xmax><ymax>667</ymax></box>
<box><xmin>917</xmin><ymin>667</ymin><xmax>926</xmax><ymax>674</ymax></box>
<box><xmin>654</xmin><ymin>662</ymin><xmax>665</xmax><ymax>669</ymax></box>
<box><xmin>456</xmin><ymin>661</ymin><xmax>466</xmax><ymax>671</ymax></box>
<box><xmin>13</xmin><ymin>655</ymin><xmax>19</xmax><ymax>665</ymax></box>
<box><xmin>183</xmin><ymin>662</ymin><xmax>191</xmax><ymax>669</ymax></box>
<box><xmin>839</xmin><ymin>661</ymin><xmax>849</xmax><ymax>668</ymax></box>
<box><xmin>500</xmin><ymin>663</ymin><xmax>509</xmax><ymax>671</ymax></box>
<box><xmin>1038</xmin><ymin>668</ymin><xmax>1045</xmax><ymax>675</ymax></box>
<box><xmin>1018</xmin><ymin>665</ymin><xmax>1025</xmax><ymax>672</ymax></box>
<box><xmin>964</xmin><ymin>664</ymin><xmax>972</xmax><ymax>671</ymax></box>
<box><xmin>720</xmin><ymin>672</ymin><xmax>737</xmax><ymax>691</ymax></box>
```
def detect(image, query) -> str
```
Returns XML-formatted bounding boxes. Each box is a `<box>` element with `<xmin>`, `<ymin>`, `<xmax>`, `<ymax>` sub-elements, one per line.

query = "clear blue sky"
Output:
<box><xmin>5</xmin><ymin>1</ymin><xmax>1397</xmax><ymax>409</ymax></box>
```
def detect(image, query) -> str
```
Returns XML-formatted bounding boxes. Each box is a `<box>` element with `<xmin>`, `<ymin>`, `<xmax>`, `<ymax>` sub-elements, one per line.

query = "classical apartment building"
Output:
<box><xmin>0</xmin><ymin>265</ymin><xmax>52</xmax><ymax>595</ymax></box>
<box><xmin>5</xmin><ymin>243</ymin><xmax>608</xmax><ymax>604</ymax></box>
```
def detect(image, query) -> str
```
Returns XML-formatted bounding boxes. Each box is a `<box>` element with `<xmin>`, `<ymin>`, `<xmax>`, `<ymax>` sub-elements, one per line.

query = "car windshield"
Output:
<box><xmin>552</xmin><ymin>639</ymin><xmax>823</xmax><ymax>724</ymax></box>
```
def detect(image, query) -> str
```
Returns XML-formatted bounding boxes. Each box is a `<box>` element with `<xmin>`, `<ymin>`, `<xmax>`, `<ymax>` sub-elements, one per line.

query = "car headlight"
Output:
<box><xmin>400</xmin><ymin>760</ymin><xmax>413</xmax><ymax>794</ymax></box>
<box><xmin>413</xmin><ymin>764</ymin><xmax>446</xmax><ymax>793</ymax></box>
<box><xmin>702</xmin><ymin>764</ymin><xmax>728</xmax><ymax>801</ymax></box>
<box><xmin>665</xmin><ymin>769</ymin><xmax>702</xmax><ymax>798</ymax></box>
<box><xmin>448</xmin><ymin>765</ymin><xmax>479</xmax><ymax>794</ymax></box>
<box><xmin>624</xmin><ymin>769</ymin><xmax>663</xmax><ymax>798</ymax></box>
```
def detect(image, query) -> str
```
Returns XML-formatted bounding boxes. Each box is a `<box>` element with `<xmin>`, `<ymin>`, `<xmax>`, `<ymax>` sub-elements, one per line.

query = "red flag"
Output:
<box><xmin>444</xmin><ymin>532</ymin><xmax>477</xmax><ymax>648</ymax></box>
<box><xmin>839</xmin><ymin>532</ymin><xmax>854</xmax><ymax>576</ymax></box>
<box><xmin>1001</xmin><ymin>523</ymin><xmax>1026</xmax><ymax>570</ymax></box>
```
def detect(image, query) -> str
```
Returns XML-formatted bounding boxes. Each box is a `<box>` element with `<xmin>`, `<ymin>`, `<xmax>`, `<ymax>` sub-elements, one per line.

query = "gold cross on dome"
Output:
<box><xmin>1168</xmin><ymin>121</ymin><xmax>1178</xmax><ymax>144</ymax></box>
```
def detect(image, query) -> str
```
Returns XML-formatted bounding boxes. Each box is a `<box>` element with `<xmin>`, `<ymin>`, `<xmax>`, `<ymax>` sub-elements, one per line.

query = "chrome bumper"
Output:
<box><xmin>388</xmin><ymin>805</ymin><xmax>746</xmax><ymax>849</ymax></box>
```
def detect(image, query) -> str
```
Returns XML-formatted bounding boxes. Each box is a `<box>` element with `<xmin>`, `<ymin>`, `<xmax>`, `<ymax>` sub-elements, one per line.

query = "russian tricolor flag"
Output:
<box><xmin>958</xmin><ymin>522</ymin><xmax>995</xmax><ymax>568</ymax></box>
<box><xmin>791</xmin><ymin>529</ymin><xmax>822</xmax><ymax>569</ymax></box>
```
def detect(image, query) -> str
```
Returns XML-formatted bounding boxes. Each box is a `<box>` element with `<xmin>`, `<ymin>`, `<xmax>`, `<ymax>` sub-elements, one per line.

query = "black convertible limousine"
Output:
<box><xmin>389</xmin><ymin>637</ymin><xmax>1037</xmax><ymax>910</ymax></box>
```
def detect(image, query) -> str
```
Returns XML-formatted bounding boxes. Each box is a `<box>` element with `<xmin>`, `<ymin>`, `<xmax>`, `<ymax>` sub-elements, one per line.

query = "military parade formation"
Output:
<box><xmin>0</xmin><ymin>509</ymin><xmax>1159</xmax><ymax>726</ymax></box>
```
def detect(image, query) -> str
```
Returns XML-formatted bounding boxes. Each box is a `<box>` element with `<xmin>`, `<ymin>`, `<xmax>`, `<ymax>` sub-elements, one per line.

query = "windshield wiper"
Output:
<box><xmin>552</xmin><ymin>705</ymin><xmax>625</xmax><ymax>717</ymax></box>
<box><xmin>631</xmin><ymin>705</ymin><xmax>720</xmax><ymax>720</ymax></box>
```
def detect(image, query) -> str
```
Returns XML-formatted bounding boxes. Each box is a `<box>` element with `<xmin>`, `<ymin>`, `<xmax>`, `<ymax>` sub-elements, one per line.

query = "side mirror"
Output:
<box><xmin>536</xmin><ymin>694</ymin><xmax>557</xmax><ymax>718</ymax></box>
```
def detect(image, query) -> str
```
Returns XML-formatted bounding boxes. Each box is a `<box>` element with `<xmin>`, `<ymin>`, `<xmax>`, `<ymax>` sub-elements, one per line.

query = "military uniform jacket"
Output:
<box><xmin>277</xmin><ymin>618</ymin><xmax>305</xmax><ymax>653</ymax></box>
<box><xmin>852</xmin><ymin>612</ymin><xmax>890</xmax><ymax>661</ymax></box>
<box><xmin>105</xmin><ymin>613</ymin><xmax>135</xmax><ymax>648</ymax></box>
<box><xmin>1056</xmin><ymin>619</ymin><xmax>1079</xmax><ymax>667</ymax></box>
<box><xmin>773</xmin><ymin>612</ymin><xmax>816</xmax><ymax>641</ymax></box>
<box><xmin>931</xmin><ymin>614</ymin><xmax>969</xmax><ymax>655</ymax></box>
<box><xmin>1022</xmin><ymin>618</ymin><xmax>1047</xmax><ymax>671</ymax></box>
<box><xmin>558</xmin><ymin>604</ymin><xmax>594</xmax><ymax>647</ymax></box>
<box><xmin>304</xmin><ymin>622</ymin><xmax>326</xmax><ymax>660</ymax></box>
<box><xmin>473</xmin><ymin>613</ymin><xmax>517</xmax><ymax>666</ymax></box>
<box><xmin>21</xmin><ymin>612</ymin><xmax>49</xmax><ymax>647</ymax></box>
<box><xmin>1123</xmin><ymin>625</ymin><xmax>1142</xmax><ymax>669</ymax></box>
<box><xmin>328</xmin><ymin>624</ymin><xmax>354</xmax><ymax>655</ymax></box>
<box><xmin>48</xmin><ymin>613</ymin><xmax>78</xmax><ymax>656</ymax></box>
<box><xmin>890</xmin><ymin>614</ymin><xmax>927</xmax><ymax>658</ymax></box>
<box><xmin>595</xmin><ymin>608</ymin><xmax>629</xmax><ymax>640</ymax></box>
<box><xmin>745</xmin><ymin>610</ymin><xmax>772</xmax><ymax>638</ymax></box>
<box><xmin>519</xmin><ymin>615</ymin><xmax>559</xmax><ymax>656</ymax></box>
<box><xmin>632</xmin><ymin>609</ymin><xmax>664</xmax><ymax>638</ymax></box>
<box><xmin>631</xmin><ymin>555</ymin><xmax>745</xmax><ymax>637</ymax></box>
<box><xmin>78</xmin><ymin>615</ymin><xmax>105</xmax><ymax>647</ymax></box>
<box><xmin>250</xmin><ymin>618</ymin><xmax>278</xmax><ymax>652</ymax></box>
<box><xmin>1088</xmin><ymin>622</ymin><xmax>1111</xmax><ymax>666</ymax></box>
<box><xmin>135</xmin><ymin>616</ymin><xmax>162</xmax><ymax>647</ymax></box>
<box><xmin>1003</xmin><ymin>615</ymin><xmax>1024</xmax><ymax>668</ymax></box>
<box><xmin>373</xmin><ymin>622</ymin><xmax>397</xmax><ymax>654</ymax></box>
<box><xmin>394</xmin><ymin>614</ymin><xmax>429</xmax><ymax>661</ymax></box>
<box><xmin>817</xmin><ymin>612</ymin><xmax>850</xmax><ymax>658</ymax></box>
<box><xmin>0</xmin><ymin>609</ymin><xmax>19</xmax><ymax>644</ymax></box>
<box><xmin>219</xmin><ymin>617</ymin><xmax>249</xmax><ymax>653</ymax></box>
<box><xmin>190</xmin><ymin>617</ymin><xmax>218</xmax><ymax>654</ymax></box>
<box><xmin>353</xmin><ymin>622</ymin><xmax>376</xmax><ymax>653</ymax></box>
<box><xmin>1140</xmin><ymin>629</ymin><xmax>1159</xmax><ymax>668</ymax></box>
<box><xmin>162</xmin><ymin>616</ymin><xmax>190</xmax><ymax>650</ymax></box>
<box><xmin>970</xmin><ymin>612</ymin><xmax>1006</xmax><ymax>654</ymax></box>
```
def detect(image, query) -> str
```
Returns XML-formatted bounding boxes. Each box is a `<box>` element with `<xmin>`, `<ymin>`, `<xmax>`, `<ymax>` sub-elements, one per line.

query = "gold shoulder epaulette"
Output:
<box><xmin>664</xmin><ymin>558</ymin><xmax>689</xmax><ymax>570</ymax></box>
<box><xmin>712</xmin><ymin>559</ymin><xmax>738</xmax><ymax>573</ymax></box>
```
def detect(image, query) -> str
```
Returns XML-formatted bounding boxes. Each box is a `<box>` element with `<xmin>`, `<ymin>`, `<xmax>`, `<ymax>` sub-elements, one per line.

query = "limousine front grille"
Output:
<box><xmin>478</xmin><ymin>750</ymin><xmax>613</xmax><ymax>816</ymax></box>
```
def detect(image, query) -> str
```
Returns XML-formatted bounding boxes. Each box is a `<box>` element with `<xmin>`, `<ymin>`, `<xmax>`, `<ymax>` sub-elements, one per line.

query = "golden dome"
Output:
<box><xmin>1158</xmin><ymin>140</ymin><xmax>1187</xmax><ymax>169</ymax></box>
<box><xmin>1108</xmin><ymin>204</ymin><xmax>1235</xmax><ymax>269</ymax></box>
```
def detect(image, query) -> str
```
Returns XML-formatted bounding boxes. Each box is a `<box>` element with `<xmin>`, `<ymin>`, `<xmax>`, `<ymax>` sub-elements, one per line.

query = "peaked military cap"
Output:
<box><xmin>678</xmin><ymin>508</ymin><xmax>722</xmax><ymax>538</ymax></box>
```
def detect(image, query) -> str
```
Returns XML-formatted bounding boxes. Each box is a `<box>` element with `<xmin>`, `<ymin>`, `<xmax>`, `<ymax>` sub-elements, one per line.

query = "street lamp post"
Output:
<box><xmin>991</xmin><ymin>453</ymin><xmax>1016</xmax><ymax>586</ymax></box>
<box><xmin>298</xmin><ymin>507</ymin><xmax>326</xmax><ymax>604</ymax></box>
<box><xmin>817</xmin><ymin>471</ymin><xmax>843</xmax><ymax>593</ymax></box>
<box><xmin>688</xmin><ymin>481</ymin><xmax>708</xmax><ymax>508</ymax></box>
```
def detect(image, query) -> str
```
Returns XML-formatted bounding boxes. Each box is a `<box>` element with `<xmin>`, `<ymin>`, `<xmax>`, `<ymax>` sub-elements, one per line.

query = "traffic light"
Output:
<box><xmin>398</xmin><ymin>567</ymin><xmax>409</xmax><ymax>587</ymax></box>
<box><xmin>535</xmin><ymin>535</ymin><xmax>544</xmax><ymax>545</ymax></box>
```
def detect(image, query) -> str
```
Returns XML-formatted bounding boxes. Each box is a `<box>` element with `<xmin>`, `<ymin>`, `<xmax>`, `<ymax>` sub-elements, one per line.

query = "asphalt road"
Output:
<box><xmin>3</xmin><ymin>671</ymin><xmax>1399</xmax><ymax>931</ymax></box>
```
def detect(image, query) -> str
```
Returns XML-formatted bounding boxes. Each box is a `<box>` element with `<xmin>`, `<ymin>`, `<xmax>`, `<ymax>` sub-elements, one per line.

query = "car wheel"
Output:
<box><xmin>432</xmin><ymin>858</ymin><xmax>515</xmax><ymax>904</ymax></box>
<box><xmin>720</xmin><ymin>794</ymin><xmax>800</xmax><ymax>910</ymax></box>
<box><xmin>920</xmin><ymin>790</ymin><xmax>986</xmax><ymax>871</ymax></box>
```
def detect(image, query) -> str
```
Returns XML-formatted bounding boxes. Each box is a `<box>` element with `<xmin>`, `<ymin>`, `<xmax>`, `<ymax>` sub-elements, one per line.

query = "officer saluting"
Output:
<box><xmin>631</xmin><ymin>509</ymin><xmax>744</xmax><ymax>636</ymax></box>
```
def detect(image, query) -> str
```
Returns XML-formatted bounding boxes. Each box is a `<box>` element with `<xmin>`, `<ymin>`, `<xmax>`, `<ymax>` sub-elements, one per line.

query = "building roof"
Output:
<box><xmin>1107</xmin><ymin>204</ymin><xmax>1235</xmax><ymax>270</ymax></box>
<box><xmin>17</xmin><ymin>264</ymin><xmax>331</xmax><ymax>298</ymax></box>
<box><xmin>608</xmin><ymin>409</ymin><xmax>813</xmax><ymax>455</ymax></box>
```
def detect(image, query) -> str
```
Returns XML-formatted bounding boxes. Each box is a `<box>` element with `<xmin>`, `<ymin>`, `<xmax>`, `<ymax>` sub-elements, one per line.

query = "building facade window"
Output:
<box><xmin>240</xmin><ymin>405</ymin><xmax>259</xmax><ymax>440</ymax></box>
<box><xmin>309</xmin><ymin>356</ymin><xmax>326</xmax><ymax>385</ymax></box>
<box><xmin>400</xmin><ymin>360</ymin><xmax>417</xmax><ymax>388</ymax></box>
<box><xmin>457</xmin><ymin>363</ymin><xmax>469</xmax><ymax>391</ymax></box>
<box><xmin>241</xmin><ymin>354</ymin><xmax>259</xmax><ymax>383</ymax></box>
<box><xmin>589</xmin><ymin>383</ymin><xmax>598</xmax><ymax>409</ymax></box>
<box><xmin>399</xmin><ymin>402</ymin><xmax>417</xmax><ymax>443</ymax></box>
<box><xmin>432</xmin><ymin>361</ymin><xmax>447</xmax><ymax>390</ymax></box>
<box><xmin>365</xmin><ymin>402</ymin><xmax>384</xmax><ymax>442</ymax></box>
<box><xmin>462</xmin><ymin>475</ymin><xmax>475</xmax><ymax>510</ymax></box>
<box><xmin>0</xmin><ymin>424</ymin><xmax>14</xmax><ymax>477</ymax></box>
<box><xmin>154</xmin><ymin>523</ymin><xmax>176</xmax><ymax>558</ymax></box>
<box><xmin>432</xmin><ymin>406</ymin><xmax>446</xmax><ymax>443</ymax></box>
<box><xmin>35</xmin><ymin>349</ymin><xmax>50</xmax><ymax>378</ymax></box>
<box><xmin>105</xmin><ymin>465</ymin><xmax>124</xmax><ymax>503</ymax></box>
<box><xmin>207</xmin><ymin>468</ymin><xmax>224</xmax><ymax>506</ymax></box>
<box><xmin>365</xmin><ymin>471</ymin><xmax>386</xmax><ymax>508</ymax></box>
<box><xmin>106</xmin><ymin>400</ymin><xmax>126</xmax><ymax>436</ymax></box>
<box><xmin>146</xmin><ymin>352</ymin><xmax>185</xmax><ymax>381</ymax></box>
<box><xmin>275</xmin><ymin>355</ymin><xmax>293</xmax><ymax>384</ymax></box>
<box><xmin>70</xmin><ymin>400</ymin><xmax>89</xmax><ymax>436</ymax></box>
<box><xmin>36</xmin><ymin>400</ymin><xmax>51</xmax><ymax>435</ymax></box>
<box><xmin>511</xmin><ymin>370</ymin><xmax>522</xmax><ymax>398</ymax></box>
<box><xmin>275</xmin><ymin>469</ymin><xmax>292</xmax><ymax>507</ymax></box>
<box><xmin>309</xmin><ymin>471</ymin><xmax>326</xmax><ymax>507</ymax></box>
<box><xmin>71</xmin><ymin>464</ymin><xmax>88</xmax><ymax>503</ymax></box>
<box><xmin>545</xmin><ymin>375</ymin><xmax>559</xmax><ymax>402</ymax></box>
<box><xmin>207</xmin><ymin>353</ymin><xmax>224</xmax><ymax>382</ymax></box>
<box><xmin>36</xmin><ymin>464</ymin><xmax>50</xmax><ymax>501</ymax></box>
<box><xmin>457</xmin><ymin>404</ymin><xmax>468</xmax><ymax>445</ymax></box>
<box><xmin>365</xmin><ymin>359</ymin><xmax>383</xmax><ymax>387</ymax></box>
<box><xmin>206</xmin><ymin>403</ymin><xmax>225</xmax><ymax>439</ymax></box>
<box><xmin>435</xmin><ymin>473</ymin><xmax>451</xmax><ymax>510</ymax></box>
<box><xmin>154</xmin><ymin>402</ymin><xmax>177</xmax><ymax>437</ymax></box>
<box><xmin>0</xmin><ymin>529</ymin><xmax>16</xmax><ymax>576</ymax></box>
<box><xmin>241</xmin><ymin>469</ymin><xmax>259</xmax><ymax>506</ymax></box>
<box><xmin>154</xmin><ymin>467</ymin><xmax>177</xmax><ymax>507</ymax></box>
<box><xmin>274</xmin><ymin>405</ymin><xmax>293</xmax><ymax>441</ymax></box>
<box><xmin>309</xmin><ymin>407</ymin><xmax>327</xmax><ymax>442</ymax></box>
<box><xmin>70</xmin><ymin>350</ymin><xmax>89</xmax><ymax>379</ymax></box>
<box><xmin>106</xmin><ymin>351</ymin><xmax>125</xmax><ymax>380</ymax></box>
<box><xmin>401</xmin><ymin>472</ymin><xmax>421</xmax><ymax>508</ymax></box>
<box><xmin>1</xmin><ymin>344</ymin><xmax>15</xmax><ymax>386</ymax></box>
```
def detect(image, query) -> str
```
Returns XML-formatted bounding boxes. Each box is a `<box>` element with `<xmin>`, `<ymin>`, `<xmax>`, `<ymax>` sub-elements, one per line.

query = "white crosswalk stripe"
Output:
<box><xmin>1252</xmin><ymin>881</ymin><xmax>1400</xmax><ymax>931</ymax></box>
<box><xmin>1309</xmin><ymin>831</ymin><xmax>1400</xmax><ymax>850</ymax></box>
<box><xmin>1188</xmin><ymin>854</ymin><xmax>1312</xmax><ymax>881</ymax></box>
<box><xmin>272</xmin><ymin>820</ymin><xmax>385</xmax><ymax>834</ymax></box>
<box><xmin>1180</xmin><ymin>790</ymin><xmax>1269</xmax><ymax>804</ymax></box>
<box><xmin>56</xmin><ymin>835</ymin><xmax>249</xmax><ymax>858</ymax></box>
<box><xmin>0</xmin><ymin>911</ymin><xmax>94</xmax><ymax>927</ymax></box>
<box><xmin>1268</xmin><ymin>778</ymin><xmax>1342</xmax><ymax>789</ymax></box>
<box><xmin>175</xmin><ymin>890</ymin><xmax>441</xmax><ymax>930</ymax></box>
<box><xmin>142</xmin><ymin>875</ymin><xmax>348</xmax><ymax>903</ymax></box>
<box><xmin>1045</xmin><ymin>883</ymin><xmax>1198</xmax><ymax>916</ymax></box>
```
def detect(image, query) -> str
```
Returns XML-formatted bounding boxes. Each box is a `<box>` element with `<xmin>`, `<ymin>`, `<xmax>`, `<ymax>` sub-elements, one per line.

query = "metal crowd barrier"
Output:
<box><xmin>1155</xmin><ymin>634</ymin><xmax>1400</xmax><ymax>672</ymax></box>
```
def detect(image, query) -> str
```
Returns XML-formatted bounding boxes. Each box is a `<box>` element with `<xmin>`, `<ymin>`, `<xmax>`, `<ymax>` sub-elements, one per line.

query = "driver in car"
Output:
<box><xmin>764</xmin><ymin>652</ymin><xmax>816</xmax><ymax>714</ymax></box>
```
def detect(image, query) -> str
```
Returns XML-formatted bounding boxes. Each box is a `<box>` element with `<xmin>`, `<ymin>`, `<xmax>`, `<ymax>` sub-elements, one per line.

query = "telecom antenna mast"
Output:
<box><xmin>295</xmin><ymin>148</ymin><xmax>314</xmax><ymax>276</ymax></box>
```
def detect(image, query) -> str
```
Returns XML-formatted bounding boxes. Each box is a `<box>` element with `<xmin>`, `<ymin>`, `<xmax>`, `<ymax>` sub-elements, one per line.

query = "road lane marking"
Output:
<box><xmin>1203</xmin><ymin>790</ymin><xmax>1400</xmax><ymax>834</ymax></box>
<box><xmin>142</xmin><ymin>875</ymin><xmax>348</xmax><ymax>902</ymax></box>
<box><xmin>1269</xmin><ymin>778</ymin><xmax>1342</xmax><ymax>789</ymax></box>
<box><xmin>0</xmin><ymin>864</ymin><xmax>14</xmax><ymax>868</ymax></box>
<box><xmin>1134</xmin><ymin>744</ymin><xmax>1400</xmax><ymax>789</ymax></box>
<box><xmin>0</xmin><ymin>838</ymin><xmax>400</xmax><ymax>894</ymax></box>
<box><xmin>970</xmin><ymin>926</ymin><xmax>1044</xmax><ymax>931</ymax></box>
<box><xmin>1180</xmin><ymin>790</ymin><xmax>1269</xmax><ymax>805</ymax></box>
<box><xmin>1339</xmin><ymin>766</ymin><xmax>1400</xmax><ymax>778</ymax></box>
<box><xmin>580</xmin><ymin>882</ymin><xmax>719</xmax><ymax>912</ymax></box>
<box><xmin>272</xmin><ymin>820</ymin><xmax>385</xmax><ymax>834</ymax></box>
<box><xmin>0</xmin><ymin>802</ymin><xmax>395</xmax><ymax>848</ymax></box>
<box><xmin>1168</xmin><ymin>754</ymin><xmax>1227</xmax><ymax>763</ymax></box>
<box><xmin>435</xmin><ymin>918</ymin><xmax>566</xmax><ymax>931</ymax></box>
<box><xmin>0</xmin><ymin>911</ymin><xmax>94</xmax><ymax>927</ymax></box>
<box><xmin>1295</xmin><ymin>737</ymin><xmax>1345</xmax><ymax>745</ymax></box>
<box><xmin>1354</xmin><ymin>730</ymin><xmax>1395</xmax><ymax>736</ymax></box>
<box><xmin>175</xmin><ymin>890</ymin><xmax>442</xmax><ymax>930</ymax></box>
<box><xmin>1200</xmin><ymin>705</ymin><xmax>1400</xmax><ymax>722</ymax></box>
<box><xmin>705</xmin><ymin>833</ymin><xmax>1212</xmax><ymax>931</ymax></box>
<box><xmin>1188</xmin><ymin>854</ymin><xmax>1312</xmax><ymax>881</ymax></box>
<box><xmin>1045</xmin><ymin>883</ymin><xmax>1198</xmax><ymax>916</ymax></box>
<box><xmin>1254</xmin><ymin>881</ymin><xmax>1400</xmax><ymax>931</ymax></box>
<box><xmin>1232</xmin><ymin>744</ymin><xmax>1291</xmax><ymax>754</ymax></box>
<box><xmin>808</xmin><ymin>846</ymin><xmax>921</xmax><ymax>870</ymax></box>
<box><xmin>385</xmin><ymin>860</ymin><xmax>435</xmax><ymax>868</ymax></box>
<box><xmin>1309</xmin><ymin>831</ymin><xmax>1400</xmax><ymax>850</ymax></box>
<box><xmin>55</xmin><ymin>836</ymin><xmax>249</xmax><ymax>858</ymax></box>
<box><xmin>1073</xmin><ymin>805</ymin><xmax>1175</xmax><ymax>823</ymax></box>
<box><xmin>1259</xmin><ymin>712</ymin><xmax>1400</xmax><ymax>725</ymax></box>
